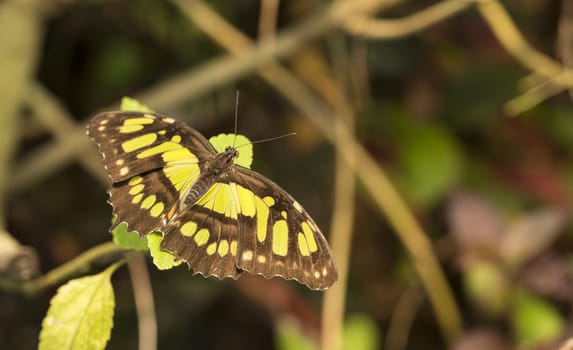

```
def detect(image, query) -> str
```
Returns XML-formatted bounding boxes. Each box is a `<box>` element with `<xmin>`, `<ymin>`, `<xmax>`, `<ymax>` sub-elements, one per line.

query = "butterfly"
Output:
<box><xmin>87</xmin><ymin>111</ymin><xmax>337</xmax><ymax>290</ymax></box>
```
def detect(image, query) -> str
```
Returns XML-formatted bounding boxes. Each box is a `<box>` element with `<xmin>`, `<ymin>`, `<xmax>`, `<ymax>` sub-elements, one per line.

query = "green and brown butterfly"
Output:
<box><xmin>87</xmin><ymin>110</ymin><xmax>337</xmax><ymax>290</ymax></box>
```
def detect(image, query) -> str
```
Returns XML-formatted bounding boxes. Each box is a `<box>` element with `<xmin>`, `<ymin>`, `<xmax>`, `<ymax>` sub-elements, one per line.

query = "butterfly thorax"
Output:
<box><xmin>183</xmin><ymin>146</ymin><xmax>239</xmax><ymax>206</ymax></box>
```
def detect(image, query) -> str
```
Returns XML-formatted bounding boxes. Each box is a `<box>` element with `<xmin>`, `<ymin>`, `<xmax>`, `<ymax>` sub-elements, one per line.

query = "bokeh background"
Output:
<box><xmin>2</xmin><ymin>0</ymin><xmax>573</xmax><ymax>349</ymax></box>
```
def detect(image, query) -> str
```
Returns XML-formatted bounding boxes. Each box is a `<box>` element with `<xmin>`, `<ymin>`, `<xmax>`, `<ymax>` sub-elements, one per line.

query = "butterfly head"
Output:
<box><xmin>213</xmin><ymin>146</ymin><xmax>239</xmax><ymax>170</ymax></box>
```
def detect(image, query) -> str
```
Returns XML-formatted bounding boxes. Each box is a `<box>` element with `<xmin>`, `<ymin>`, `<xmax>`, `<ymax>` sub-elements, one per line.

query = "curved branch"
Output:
<box><xmin>0</xmin><ymin>242</ymin><xmax>124</xmax><ymax>297</ymax></box>
<box><xmin>334</xmin><ymin>0</ymin><xmax>475</xmax><ymax>39</ymax></box>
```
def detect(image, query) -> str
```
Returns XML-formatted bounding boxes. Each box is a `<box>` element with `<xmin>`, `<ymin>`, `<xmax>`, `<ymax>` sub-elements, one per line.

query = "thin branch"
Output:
<box><xmin>0</xmin><ymin>242</ymin><xmax>123</xmax><ymax>297</ymax></box>
<box><xmin>334</xmin><ymin>0</ymin><xmax>475</xmax><ymax>39</ymax></box>
<box><xmin>314</xmin><ymin>39</ymin><xmax>357</xmax><ymax>350</ymax></box>
<box><xmin>477</xmin><ymin>0</ymin><xmax>573</xmax><ymax>88</ymax></box>
<box><xmin>258</xmin><ymin>0</ymin><xmax>280</xmax><ymax>42</ymax></box>
<box><xmin>504</xmin><ymin>80</ymin><xmax>564</xmax><ymax>115</ymax></box>
<box><xmin>26</xmin><ymin>82</ymin><xmax>108</xmax><ymax>183</ymax></box>
<box><xmin>384</xmin><ymin>284</ymin><xmax>425</xmax><ymax>350</ymax></box>
<box><xmin>127</xmin><ymin>255</ymin><xmax>157</xmax><ymax>350</ymax></box>
<box><xmin>558</xmin><ymin>0</ymin><xmax>573</xmax><ymax>101</ymax></box>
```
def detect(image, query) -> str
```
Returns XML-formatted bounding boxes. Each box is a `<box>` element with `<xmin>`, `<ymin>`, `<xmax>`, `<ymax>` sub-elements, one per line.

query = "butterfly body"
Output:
<box><xmin>88</xmin><ymin>111</ymin><xmax>337</xmax><ymax>290</ymax></box>
<box><xmin>184</xmin><ymin>147</ymin><xmax>238</xmax><ymax>206</ymax></box>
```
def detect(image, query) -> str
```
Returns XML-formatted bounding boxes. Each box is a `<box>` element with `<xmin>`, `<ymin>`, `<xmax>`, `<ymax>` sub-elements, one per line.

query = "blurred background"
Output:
<box><xmin>2</xmin><ymin>0</ymin><xmax>573</xmax><ymax>349</ymax></box>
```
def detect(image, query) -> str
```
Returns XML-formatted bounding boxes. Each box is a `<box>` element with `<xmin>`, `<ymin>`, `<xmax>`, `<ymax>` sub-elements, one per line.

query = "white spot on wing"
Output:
<box><xmin>293</xmin><ymin>201</ymin><xmax>304</xmax><ymax>213</ymax></box>
<box><xmin>242</xmin><ymin>250</ymin><xmax>253</xmax><ymax>261</ymax></box>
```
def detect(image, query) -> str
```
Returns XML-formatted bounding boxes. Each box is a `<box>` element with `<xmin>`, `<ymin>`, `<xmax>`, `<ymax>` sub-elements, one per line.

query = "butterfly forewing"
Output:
<box><xmin>87</xmin><ymin>111</ymin><xmax>215</xmax><ymax>182</ymax></box>
<box><xmin>88</xmin><ymin>111</ymin><xmax>337</xmax><ymax>290</ymax></box>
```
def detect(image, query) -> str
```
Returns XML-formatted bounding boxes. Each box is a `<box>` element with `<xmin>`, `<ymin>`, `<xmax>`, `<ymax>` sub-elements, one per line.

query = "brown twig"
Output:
<box><xmin>314</xmin><ymin>40</ymin><xmax>357</xmax><ymax>350</ymax></box>
<box><xmin>0</xmin><ymin>242</ymin><xmax>123</xmax><ymax>297</ymax></box>
<box><xmin>384</xmin><ymin>284</ymin><xmax>425</xmax><ymax>350</ymax></box>
<box><xmin>127</xmin><ymin>255</ymin><xmax>158</xmax><ymax>350</ymax></box>
<box><xmin>333</xmin><ymin>0</ymin><xmax>474</xmax><ymax>39</ymax></box>
<box><xmin>258</xmin><ymin>0</ymin><xmax>280</xmax><ymax>42</ymax></box>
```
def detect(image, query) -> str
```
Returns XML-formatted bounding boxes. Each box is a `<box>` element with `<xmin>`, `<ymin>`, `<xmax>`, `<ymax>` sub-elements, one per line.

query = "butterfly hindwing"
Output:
<box><xmin>108</xmin><ymin>171</ymin><xmax>180</xmax><ymax>237</ymax></box>
<box><xmin>160</xmin><ymin>204</ymin><xmax>241</xmax><ymax>279</ymax></box>
<box><xmin>230</xmin><ymin>167</ymin><xmax>337</xmax><ymax>290</ymax></box>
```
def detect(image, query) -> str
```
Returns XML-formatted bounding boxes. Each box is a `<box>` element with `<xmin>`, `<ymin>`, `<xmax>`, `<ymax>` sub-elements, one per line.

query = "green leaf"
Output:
<box><xmin>111</xmin><ymin>221</ymin><xmax>148</xmax><ymax>251</ymax></box>
<box><xmin>276</xmin><ymin>319</ymin><xmax>317</xmax><ymax>350</ymax></box>
<box><xmin>209</xmin><ymin>133</ymin><xmax>253</xmax><ymax>169</ymax></box>
<box><xmin>343</xmin><ymin>314</ymin><xmax>380</xmax><ymax>350</ymax></box>
<box><xmin>397</xmin><ymin>125</ymin><xmax>462</xmax><ymax>207</ymax></box>
<box><xmin>513</xmin><ymin>288</ymin><xmax>564</xmax><ymax>347</ymax></box>
<box><xmin>463</xmin><ymin>261</ymin><xmax>510</xmax><ymax>316</ymax></box>
<box><xmin>39</xmin><ymin>263</ymin><xmax>120</xmax><ymax>350</ymax></box>
<box><xmin>120</xmin><ymin>97</ymin><xmax>153</xmax><ymax>112</ymax></box>
<box><xmin>148</xmin><ymin>232</ymin><xmax>183</xmax><ymax>270</ymax></box>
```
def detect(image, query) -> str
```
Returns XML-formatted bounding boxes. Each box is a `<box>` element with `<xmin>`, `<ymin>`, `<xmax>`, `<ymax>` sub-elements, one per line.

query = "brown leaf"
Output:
<box><xmin>500</xmin><ymin>209</ymin><xmax>567</xmax><ymax>268</ymax></box>
<box><xmin>452</xmin><ymin>328</ymin><xmax>511</xmax><ymax>350</ymax></box>
<box><xmin>447</xmin><ymin>191</ymin><xmax>504</xmax><ymax>257</ymax></box>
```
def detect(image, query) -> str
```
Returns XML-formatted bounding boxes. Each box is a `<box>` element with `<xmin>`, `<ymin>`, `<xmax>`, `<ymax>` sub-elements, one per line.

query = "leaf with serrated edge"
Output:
<box><xmin>39</xmin><ymin>263</ymin><xmax>120</xmax><ymax>350</ymax></box>
<box><xmin>209</xmin><ymin>133</ymin><xmax>253</xmax><ymax>169</ymax></box>
<box><xmin>120</xmin><ymin>97</ymin><xmax>152</xmax><ymax>112</ymax></box>
<box><xmin>112</xmin><ymin>222</ymin><xmax>148</xmax><ymax>251</ymax></box>
<box><xmin>148</xmin><ymin>232</ymin><xmax>183</xmax><ymax>270</ymax></box>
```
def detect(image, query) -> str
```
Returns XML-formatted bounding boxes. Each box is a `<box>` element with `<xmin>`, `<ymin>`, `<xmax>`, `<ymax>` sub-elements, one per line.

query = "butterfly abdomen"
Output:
<box><xmin>184</xmin><ymin>174</ymin><xmax>217</xmax><ymax>205</ymax></box>
<box><xmin>184</xmin><ymin>148</ymin><xmax>238</xmax><ymax>206</ymax></box>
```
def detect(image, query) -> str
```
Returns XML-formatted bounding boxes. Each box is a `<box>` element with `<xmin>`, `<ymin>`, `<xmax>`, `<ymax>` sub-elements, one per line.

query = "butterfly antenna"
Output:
<box><xmin>235</xmin><ymin>132</ymin><xmax>296</xmax><ymax>149</ymax></box>
<box><xmin>233</xmin><ymin>90</ymin><xmax>239</xmax><ymax>147</ymax></box>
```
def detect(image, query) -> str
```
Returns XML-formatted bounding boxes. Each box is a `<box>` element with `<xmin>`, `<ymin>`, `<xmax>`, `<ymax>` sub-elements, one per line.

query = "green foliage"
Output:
<box><xmin>111</xmin><ymin>221</ymin><xmax>148</xmax><ymax>251</ymax></box>
<box><xmin>342</xmin><ymin>314</ymin><xmax>380</xmax><ymax>350</ymax></box>
<box><xmin>445</xmin><ymin>63</ymin><xmax>523</xmax><ymax>128</ymax></box>
<box><xmin>147</xmin><ymin>232</ymin><xmax>183</xmax><ymax>270</ymax></box>
<box><xmin>276</xmin><ymin>319</ymin><xmax>317</xmax><ymax>350</ymax></box>
<box><xmin>513</xmin><ymin>288</ymin><xmax>564</xmax><ymax>347</ymax></box>
<box><xmin>209</xmin><ymin>133</ymin><xmax>253</xmax><ymax>169</ymax></box>
<box><xmin>39</xmin><ymin>263</ymin><xmax>120</xmax><ymax>350</ymax></box>
<box><xmin>120</xmin><ymin>96</ymin><xmax>153</xmax><ymax>112</ymax></box>
<box><xmin>463</xmin><ymin>261</ymin><xmax>510</xmax><ymax>317</ymax></box>
<box><xmin>277</xmin><ymin>313</ymin><xmax>380</xmax><ymax>350</ymax></box>
<box><xmin>90</xmin><ymin>38</ymin><xmax>149</xmax><ymax>94</ymax></box>
<box><xmin>396</xmin><ymin>124</ymin><xmax>463</xmax><ymax>207</ymax></box>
